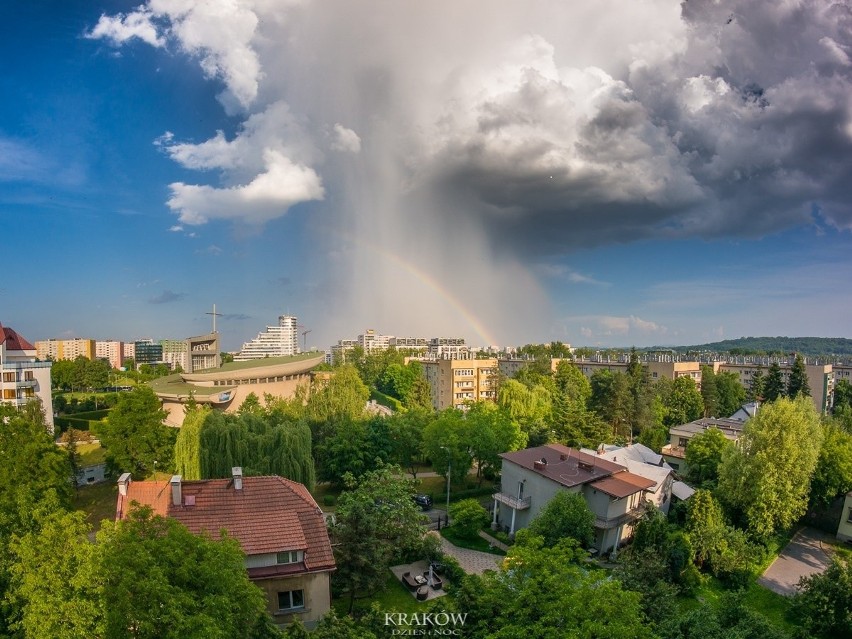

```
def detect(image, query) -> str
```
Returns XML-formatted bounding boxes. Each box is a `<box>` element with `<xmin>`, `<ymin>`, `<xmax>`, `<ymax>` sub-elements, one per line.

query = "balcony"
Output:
<box><xmin>493</xmin><ymin>492</ymin><xmax>531</xmax><ymax>510</ymax></box>
<box><xmin>661</xmin><ymin>444</ymin><xmax>686</xmax><ymax>459</ymax></box>
<box><xmin>594</xmin><ymin>506</ymin><xmax>645</xmax><ymax>530</ymax></box>
<box><xmin>15</xmin><ymin>379</ymin><xmax>36</xmax><ymax>388</ymax></box>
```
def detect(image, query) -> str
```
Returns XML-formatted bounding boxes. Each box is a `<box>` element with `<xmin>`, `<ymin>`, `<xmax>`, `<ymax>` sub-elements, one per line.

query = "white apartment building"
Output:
<box><xmin>1</xmin><ymin>323</ymin><xmax>54</xmax><ymax>431</ymax></box>
<box><xmin>235</xmin><ymin>315</ymin><xmax>300</xmax><ymax>361</ymax></box>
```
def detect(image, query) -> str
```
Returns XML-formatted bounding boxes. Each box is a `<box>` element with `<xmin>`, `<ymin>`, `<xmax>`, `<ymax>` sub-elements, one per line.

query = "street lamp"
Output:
<box><xmin>440</xmin><ymin>446</ymin><xmax>451</xmax><ymax>517</ymax></box>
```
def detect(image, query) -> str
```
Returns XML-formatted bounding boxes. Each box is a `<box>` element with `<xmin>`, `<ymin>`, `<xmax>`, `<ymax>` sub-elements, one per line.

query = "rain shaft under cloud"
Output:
<box><xmin>88</xmin><ymin>0</ymin><xmax>852</xmax><ymax>344</ymax></box>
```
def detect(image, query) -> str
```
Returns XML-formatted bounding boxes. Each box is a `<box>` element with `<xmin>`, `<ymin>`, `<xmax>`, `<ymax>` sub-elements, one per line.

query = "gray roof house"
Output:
<box><xmin>493</xmin><ymin>444</ymin><xmax>655</xmax><ymax>555</ymax></box>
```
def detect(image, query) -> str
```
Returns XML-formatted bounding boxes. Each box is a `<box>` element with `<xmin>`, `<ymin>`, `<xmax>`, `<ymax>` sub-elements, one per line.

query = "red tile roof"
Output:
<box><xmin>500</xmin><ymin>444</ymin><xmax>626</xmax><ymax>488</ymax></box>
<box><xmin>0</xmin><ymin>325</ymin><xmax>35</xmax><ymax>351</ymax></box>
<box><xmin>589</xmin><ymin>473</ymin><xmax>656</xmax><ymax>499</ymax></box>
<box><xmin>117</xmin><ymin>475</ymin><xmax>335</xmax><ymax>573</ymax></box>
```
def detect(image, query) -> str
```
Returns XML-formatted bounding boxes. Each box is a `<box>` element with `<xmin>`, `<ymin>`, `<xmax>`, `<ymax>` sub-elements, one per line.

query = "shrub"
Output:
<box><xmin>449</xmin><ymin>499</ymin><xmax>490</xmax><ymax>539</ymax></box>
<box><xmin>322</xmin><ymin>494</ymin><xmax>336</xmax><ymax>507</ymax></box>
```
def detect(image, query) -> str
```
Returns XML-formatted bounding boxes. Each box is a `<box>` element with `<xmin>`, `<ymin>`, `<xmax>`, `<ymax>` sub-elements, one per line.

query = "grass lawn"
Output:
<box><xmin>332</xmin><ymin>571</ymin><xmax>426</xmax><ymax>617</ymax></box>
<box><xmin>77</xmin><ymin>442</ymin><xmax>106</xmax><ymax>465</ymax></box>
<box><xmin>678</xmin><ymin>576</ymin><xmax>795</xmax><ymax>633</ymax></box>
<box><xmin>440</xmin><ymin>527</ymin><xmax>505</xmax><ymax>555</ymax></box>
<box><xmin>73</xmin><ymin>481</ymin><xmax>118</xmax><ymax>532</ymax></box>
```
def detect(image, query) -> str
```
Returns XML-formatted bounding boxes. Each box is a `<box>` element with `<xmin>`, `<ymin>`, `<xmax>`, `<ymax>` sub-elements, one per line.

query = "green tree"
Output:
<box><xmin>97</xmin><ymin>506</ymin><xmax>272</xmax><ymax>639</ymax></box>
<box><xmin>454</xmin><ymin>537</ymin><xmax>648</xmax><ymax>639</ymax></box>
<box><xmin>497</xmin><ymin>378</ymin><xmax>552</xmax><ymax>446</ymax></box>
<box><xmin>764</xmin><ymin>362</ymin><xmax>785</xmax><ymax>402</ymax></box>
<box><xmin>50</xmin><ymin>358</ymin><xmax>75</xmax><ymax>391</ymax></box>
<box><xmin>316</xmin><ymin>418</ymin><xmax>390</xmax><ymax>487</ymax></box>
<box><xmin>422</xmin><ymin>409</ymin><xmax>473</xmax><ymax>486</ymax></box>
<box><xmin>589</xmin><ymin>370</ymin><xmax>632</xmax><ymax>440</ymax></box>
<box><xmin>96</xmin><ymin>386</ymin><xmax>176</xmax><ymax>477</ymax></box>
<box><xmin>660</xmin><ymin>376</ymin><xmax>704</xmax><ymax>427</ymax></box>
<box><xmin>715</xmin><ymin>372</ymin><xmax>746</xmax><ymax>417</ymax></box>
<box><xmin>834</xmin><ymin>379</ymin><xmax>852</xmax><ymax>412</ymax></box>
<box><xmin>700</xmin><ymin>365</ymin><xmax>719</xmax><ymax>418</ymax></box>
<box><xmin>306</xmin><ymin>365</ymin><xmax>369</xmax><ymax>439</ymax></box>
<box><xmin>787</xmin><ymin>354</ymin><xmax>811</xmax><ymax>398</ymax></box>
<box><xmin>465</xmin><ymin>402</ymin><xmax>526</xmax><ymax>485</ymax></box>
<box><xmin>527</xmin><ymin>490</ymin><xmax>594</xmax><ymax>547</ymax></box>
<box><xmin>791</xmin><ymin>557</ymin><xmax>852</xmax><ymax>639</ymax></box>
<box><xmin>198</xmin><ymin>411</ymin><xmax>315</xmax><ymax>488</ymax></box>
<box><xmin>9</xmin><ymin>506</ymin><xmax>101</xmax><ymax>639</ymax></box>
<box><xmin>684</xmin><ymin>428</ymin><xmax>734</xmax><ymax>486</ymax></box>
<box><xmin>718</xmin><ymin>396</ymin><xmax>823</xmax><ymax>537</ymax></box>
<box><xmin>684</xmin><ymin>489</ymin><xmax>727</xmax><ymax>569</ymax></box>
<box><xmin>330</xmin><ymin>467</ymin><xmax>427</xmax><ymax>613</ymax></box>
<box><xmin>174</xmin><ymin>405</ymin><xmax>210</xmax><ymax>480</ymax></box>
<box><xmin>387</xmin><ymin>410</ymin><xmax>429</xmax><ymax>478</ymax></box>
<box><xmin>748</xmin><ymin>367</ymin><xmax>765</xmax><ymax>402</ymax></box>
<box><xmin>449</xmin><ymin>498</ymin><xmax>490</xmax><ymax>539</ymax></box>
<box><xmin>809</xmin><ymin>421</ymin><xmax>852</xmax><ymax>508</ymax></box>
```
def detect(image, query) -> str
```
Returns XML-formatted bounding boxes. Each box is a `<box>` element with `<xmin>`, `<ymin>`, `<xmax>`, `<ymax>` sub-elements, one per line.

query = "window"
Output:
<box><xmin>277</xmin><ymin>589</ymin><xmax>305</xmax><ymax>611</ymax></box>
<box><xmin>678</xmin><ymin>438</ymin><xmax>689</xmax><ymax>448</ymax></box>
<box><xmin>3</xmin><ymin>389</ymin><xmax>16</xmax><ymax>400</ymax></box>
<box><xmin>276</xmin><ymin>550</ymin><xmax>301</xmax><ymax>564</ymax></box>
<box><xmin>848</xmin><ymin>507</ymin><xmax>852</xmax><ymax>523</ymax></box>
<box><xmin>2</xmin><ymin>372</ymin><xmax>15</xmax><ymax>383</ymax></box>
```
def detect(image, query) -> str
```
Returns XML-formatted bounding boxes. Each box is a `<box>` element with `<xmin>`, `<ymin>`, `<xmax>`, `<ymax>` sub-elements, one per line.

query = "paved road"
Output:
<box><xmin>439</xmin><ymin>536</ymin><xmax>502</xmax><ymax>575</ymax></box>
<box><xmin>758</xmin><ymin>527</ymin><xmax>834</xmax><ymax>596</ymax></box>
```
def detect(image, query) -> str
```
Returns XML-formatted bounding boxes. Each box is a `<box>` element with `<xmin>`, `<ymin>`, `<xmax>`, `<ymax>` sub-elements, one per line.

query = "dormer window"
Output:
<box><xmin>276</xmin><ymin>550</ymin><xmax>302</xmax><ymax>564</ymax></box>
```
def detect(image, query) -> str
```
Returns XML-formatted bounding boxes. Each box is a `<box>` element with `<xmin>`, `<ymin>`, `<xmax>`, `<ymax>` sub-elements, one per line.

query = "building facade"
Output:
<box><xmin>116</xmin><ymin>470</ymin><xmax>335</xmax><ymax>628</ymax></box>
<box><xmin>421</xmin><ymin>357</ymin><xmax>498</xmax><ymax>410</ymax></box>
<box><xmin>236</xmin><ymin>316</ymin><xmax>300</xmax><ymax>361</ymax></box>
<box><xmin>1</xmin><ymin>323</ymin><xmax>54</xmax><ymax>431</ymax></box>
<box><xmin>134</xmin><ymin>339</ymin><xmax>163</xmax><ymax>365</ymax></box>
<box><xmin>95</xmin><ymin>340</ymin><xmax>125</xmax><ymax>369</ymax></box>
<box><xmin>493</xmin><ymin>444</ymin><xmax>655</xmax><ymax>555</ymax></box>
<box><xmin>35</xmin><ymin>337</ymin><xmax>96</xmax><ymax>361</ymax></box>
<box><xmin>150</xmin><ymin>353</ymin><xmax>324</xmax><ymax>426</ymax></box>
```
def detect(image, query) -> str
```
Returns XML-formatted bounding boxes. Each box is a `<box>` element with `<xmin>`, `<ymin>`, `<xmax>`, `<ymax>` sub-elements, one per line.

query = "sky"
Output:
<box><xmin>2</xmin><ymin>0</ymin><xmax>852</xmax><ymax>352</ymax></box>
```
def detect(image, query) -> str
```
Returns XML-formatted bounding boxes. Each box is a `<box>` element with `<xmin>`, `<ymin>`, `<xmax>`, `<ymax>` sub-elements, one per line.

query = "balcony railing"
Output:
<box><xmin>661</xmin><ymin>444</ymin><xmax>686</xmax><ymax>459</ymax></box>
<box><xmin>594</xmin><ymin>506</ymin><xmax>645</xmax><ymax>530</ymax></box>
<box><xmin>493</xmin><ymin>492</ymin><xmax>532</xmax><ymax>510</ymax></box>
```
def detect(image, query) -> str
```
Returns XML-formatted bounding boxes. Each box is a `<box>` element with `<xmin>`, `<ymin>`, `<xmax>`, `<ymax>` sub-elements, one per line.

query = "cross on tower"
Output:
<box><xmin>206</xmin><ymin>304</ymin><xmax>223</xmax><ymax>333</ymax></box>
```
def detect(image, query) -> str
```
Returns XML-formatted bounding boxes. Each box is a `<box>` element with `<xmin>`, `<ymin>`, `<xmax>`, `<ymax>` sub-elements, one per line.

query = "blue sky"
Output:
<box><xmin>2</xmin><ymin>1</ymin><xmax>851</xmax><ymax>351</ymax></box>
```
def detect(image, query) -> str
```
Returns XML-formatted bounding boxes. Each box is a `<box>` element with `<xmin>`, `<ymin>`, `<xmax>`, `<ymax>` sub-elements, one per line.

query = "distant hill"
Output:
<box><xmin>663</xmin><ymin>337</ymin><xmax>852</xmax><ymax>357</ymax></box>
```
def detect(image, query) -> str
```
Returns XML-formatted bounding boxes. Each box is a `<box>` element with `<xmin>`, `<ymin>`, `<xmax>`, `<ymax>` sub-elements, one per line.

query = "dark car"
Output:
<box><xmin>413</xmin><ymin>494</ymin><xmax>433</xmax><ymax>511</ymax></box>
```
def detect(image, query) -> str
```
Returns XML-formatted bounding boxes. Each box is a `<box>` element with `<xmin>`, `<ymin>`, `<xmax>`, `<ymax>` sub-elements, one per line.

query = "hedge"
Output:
<box><xmin>369</xmin><ymin>389</ymin><xmax>403</xmax><ymax>412</ymax></box>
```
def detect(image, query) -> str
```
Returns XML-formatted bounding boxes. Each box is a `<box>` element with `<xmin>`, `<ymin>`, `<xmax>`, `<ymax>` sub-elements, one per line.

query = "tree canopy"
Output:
<box><xmin>718</xmin><ymin>396</ymin><xmax>823</xmax><ymax>537</ymax></box>
<box><xmin>526</xmin><ymin>490</ymin><xmax>594</xmax><ymax>547</ymax></box>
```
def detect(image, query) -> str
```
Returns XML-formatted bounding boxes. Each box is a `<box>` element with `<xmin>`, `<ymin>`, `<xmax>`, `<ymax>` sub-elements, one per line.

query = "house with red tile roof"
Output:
<box><xmin>492</xmin><ymin>444</ymin><xmax>655</xmax><ymax>555</ymax></box>
<box><xmin>0</xmin><ymin>322</ymin><xmax>53</xmax><ymax>430</ymax></box>
<box><xmin>116</xmin><ymin>468</ymin><xmax>335</xmax><ymax>628</ymax></box>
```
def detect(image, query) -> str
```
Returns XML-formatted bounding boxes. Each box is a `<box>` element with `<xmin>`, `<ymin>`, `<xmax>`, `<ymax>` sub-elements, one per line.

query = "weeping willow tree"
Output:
<box><xmin>174</xmin><ymin>405</ymin><xmax>210</xmax><ymax>480</ymax></box>
<box><xmin>197</xmin><ymin>410</ymin><xmax>315</xmax><ymax>489</ymax></box>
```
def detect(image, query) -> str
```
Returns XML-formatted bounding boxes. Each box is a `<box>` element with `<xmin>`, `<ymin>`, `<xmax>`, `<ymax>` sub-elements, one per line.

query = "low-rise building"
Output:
<box><xmin>150</xmin><ymin>352</ymin><xmax>324</xmax><ymax>426</ymax></box>
<box><xmin>1</xmin><ymin>323</ymin><xmax>53</xmax><ymax>431</ymax></box>
<box><xmin>493</xmin><ymin>444</ymin><xmax>656</xmax><ymax>554</ymax></box>
<box><xmin>581</xmin><ymin>443</ymin><xmax>674</xmax><ymax>514</ymax></box>
<box><xmin>115</xmin><ymin>469</ymin><xmax>335</xmax><ymax>628</ymax></box>
<box><xmin>661</xmin><ymin>416</ymin><xmax>748</xmax><ymax>474</ymax></box>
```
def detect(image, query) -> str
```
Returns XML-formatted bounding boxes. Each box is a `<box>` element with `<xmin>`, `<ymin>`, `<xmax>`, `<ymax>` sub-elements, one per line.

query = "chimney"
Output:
<box><xmin>232</xmin><ymin>467</ymin><xmax>243</xmax><ymax>491</ymax></box>
<box><xmin>533</xmin><ymin>458</ymin><xmax>548</xmax><ymax>470</ymax></box>
<box><xmin>170</xmin><ymin>475</ymin><xmax>182</xmax><ymax>506</ymax></box>
<box><xmin>117</xmin><ymin>472</ymin><xmax>131</xmax><ymax>496</ymax></box>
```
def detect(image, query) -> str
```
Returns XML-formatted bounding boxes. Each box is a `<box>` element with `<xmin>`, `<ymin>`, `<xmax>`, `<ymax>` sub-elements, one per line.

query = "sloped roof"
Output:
<box><xmin>672</xmin><ymin>481</ymin><xmax>696</xmax><ymax>500</ymax></box>
<box><xmin>501</xmin><ymin>444</ymin><xmax>625</xmax><ymax>489</ymax></box>
<box><xmin>590</xmin><ymin>472</ymin><xmax>656</xmax><ymax>498</ymax></box>
<box><xmin>117</xmin><ymin>475</ymin><xmax>335</xmax><ymax>572</ymax></box>
<box><xmin>0</xmin><ymin>325</ymin><xmax>35</xmax><ymax>351</ymax></box>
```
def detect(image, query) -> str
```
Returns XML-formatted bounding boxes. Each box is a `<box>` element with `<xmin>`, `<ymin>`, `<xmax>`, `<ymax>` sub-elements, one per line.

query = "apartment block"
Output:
<box><xmin>713</xmin><ymin>360</ymin><xmax>834</xmax><ymax>414</ymax></box>
<box><xmin>1</xmin><ymin>323</ymin><xmax>54</xmax><ymax>431</ymax></box>
<box><xmin>236</xmin><ymin>315</ymin><xmax>299</xmax><ymax>361</ymax></box>
<box><xmin>421</xmin><ymin>357</ymin><xmax>498</xmax><ymax>410</ymax></box>
<box><xmin>95</xmin><ymin>340</ymin><xmax>125</xmax><ymax>369</ymax></box>
<box><xmin>35</xmin><ymin>337</ymin><xmax>96</xmax><ymax>361</ymax></box>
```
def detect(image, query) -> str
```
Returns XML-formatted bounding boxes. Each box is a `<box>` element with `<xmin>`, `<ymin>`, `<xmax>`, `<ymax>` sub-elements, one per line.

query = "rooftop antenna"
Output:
<box><xmin>206</xmin><ymin>304</ymin><xmax>223</xmax><ymax>334</ymax></box>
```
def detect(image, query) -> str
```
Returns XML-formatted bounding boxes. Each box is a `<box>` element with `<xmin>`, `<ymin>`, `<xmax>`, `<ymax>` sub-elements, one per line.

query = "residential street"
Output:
<box><xmin>758</xmin><ymin>527</ymin><xmax>834</xmax><ymax>596</ymax></box>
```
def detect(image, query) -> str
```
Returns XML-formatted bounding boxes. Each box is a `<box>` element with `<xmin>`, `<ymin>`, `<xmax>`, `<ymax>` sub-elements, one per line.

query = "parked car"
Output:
<box><xmin>413</xmin><ymin>494</ymin><xmax>433</xmax><ymax>510</ymax></box>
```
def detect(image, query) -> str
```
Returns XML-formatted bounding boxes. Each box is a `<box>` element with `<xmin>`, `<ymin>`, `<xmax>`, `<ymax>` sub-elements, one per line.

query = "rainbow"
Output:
<box><xmin>335</xmin><ymin>232</ymin><xmax>499</xmax><ymax>346</ymax></box>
